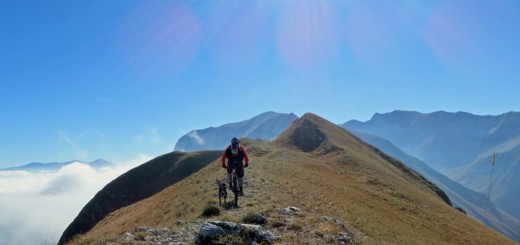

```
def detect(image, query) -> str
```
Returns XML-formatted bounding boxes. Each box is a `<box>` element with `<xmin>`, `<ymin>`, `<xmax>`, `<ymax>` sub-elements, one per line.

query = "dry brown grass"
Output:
<box><xmin>70</xmin><ymin>114</ymin><xmax>517</xmax><ymax>245</ymax></box>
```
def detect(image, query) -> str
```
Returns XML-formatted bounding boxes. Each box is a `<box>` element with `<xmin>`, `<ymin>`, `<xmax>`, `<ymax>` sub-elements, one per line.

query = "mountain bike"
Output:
<box><xmin>225</xmin><ymin>160</ymin><xmax>245</xmax><ymax>208</ymax></box>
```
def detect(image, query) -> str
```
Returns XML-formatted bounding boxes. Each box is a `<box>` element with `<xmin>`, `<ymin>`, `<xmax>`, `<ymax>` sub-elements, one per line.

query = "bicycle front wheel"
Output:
<box><xmin>233</xmin><ymin>173</ymin><xmax>238</xmax><ymax>207</ymax></box>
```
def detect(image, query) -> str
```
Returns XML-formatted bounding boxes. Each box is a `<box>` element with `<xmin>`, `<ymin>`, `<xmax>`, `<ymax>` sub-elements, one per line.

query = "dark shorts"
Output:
<box><xmin>227</xmin><ymin>161</ymin><xmax>244</xmax><ymax>178</ymax></box>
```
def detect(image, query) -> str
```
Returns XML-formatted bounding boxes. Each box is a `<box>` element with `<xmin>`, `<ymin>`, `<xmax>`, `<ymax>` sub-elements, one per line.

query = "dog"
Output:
<box><xmin>217</xmin><ymin>179</ymin><xmax>227</xmax><ymax>206</ymax></box>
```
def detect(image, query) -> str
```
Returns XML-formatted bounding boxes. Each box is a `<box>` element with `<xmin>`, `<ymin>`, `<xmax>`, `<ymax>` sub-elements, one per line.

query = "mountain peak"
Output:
<box><xmin>274</xmin><ymin>112</ymin><xmax>352</xmax><ymax>153</ymax></box>
<box><xmin>274</xmin><ymin>113</ymin><xmax>327</xmax><ymax>152</ymax></box>
<box><xmin>300</xmin><ymin>112</ymin><xmax>320</xmax><ymax>119</ymax></box>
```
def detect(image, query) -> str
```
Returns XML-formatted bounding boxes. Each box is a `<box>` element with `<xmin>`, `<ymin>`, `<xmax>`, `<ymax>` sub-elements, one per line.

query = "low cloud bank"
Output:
<box><xmin>0</xmin><ymin>155</ymin><xmax>152</xmax><ymax>245</ymax></box>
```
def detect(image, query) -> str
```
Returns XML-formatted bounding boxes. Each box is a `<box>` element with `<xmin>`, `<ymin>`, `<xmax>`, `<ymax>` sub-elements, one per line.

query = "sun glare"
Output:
<box><xmin>276</xmin><ymin>1</ymin><xmax>341</xmax><ymax>70</ymax></box>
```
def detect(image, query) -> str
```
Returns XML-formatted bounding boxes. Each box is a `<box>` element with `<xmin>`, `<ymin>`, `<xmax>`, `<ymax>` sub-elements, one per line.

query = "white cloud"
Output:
<box><xmin>0</xmin><ymin>154</ymin><xmax>153</xmax><ymax>245</ymax></box>
<box><xmin>188</xmin><ymin>130</ymin><xmax>205</xmax><ymax>145</ymax></box>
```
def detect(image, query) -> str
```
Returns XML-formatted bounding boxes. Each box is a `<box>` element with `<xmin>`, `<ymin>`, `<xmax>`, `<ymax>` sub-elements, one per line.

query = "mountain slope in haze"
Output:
<box><xmin>174</xmin><ymin>111</ymin><xmax>297</xmax><ymax>152</ymax></box>
<box><xmin>342</xmin><ymin>110</ymin><xmax>520</xmax><ymax>172</ymax></box>
<box><xmin>65</xmin><ymin>113</ymin><xmax>515</xmax><ymax>245</ymax></box>
<box><xmin>449</xmin><ymin>135</ymin><xmax>520</xmax><ymax>220</ymax></box>
<box><xmin>350</xmin><ymin>131</ymin><xmax>520</xmax><ymax>242</ymax></box>
<box><xmin>342</xmin><ymin>110</ymin><xmax>520</xmax><ymax>222</ymax></box>
<box><xmin>0</xmin><ymin>159</ymin><xmax>114</xmax><ymax>172</ymax></box>
<box><xmin>58</xmin><ymin>151</ymin><xmax>221</xmax><ymax>245</ymax></box>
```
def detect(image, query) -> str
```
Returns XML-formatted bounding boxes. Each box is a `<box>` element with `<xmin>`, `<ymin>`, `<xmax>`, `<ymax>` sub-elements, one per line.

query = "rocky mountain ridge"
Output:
<box><xmin>62</xmin><ymin>113</ymin><xmax>516</xmax><ymax>245</ymax></box>
<box><xmin>170</xmin><ymin>110</ymin><xmax>520</xmax><ymax>242</ymax></box>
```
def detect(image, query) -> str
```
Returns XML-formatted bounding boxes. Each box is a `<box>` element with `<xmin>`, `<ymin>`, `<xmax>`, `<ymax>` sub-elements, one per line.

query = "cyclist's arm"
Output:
<box><xmin>241</xmin><ymin>146</ymin><xmax>249</xmax><ymax>164</ymax></box>
<box><xmin>221</xmin><ymin>147</ymin><xmax>229</xmax><ymax>166</ymax></box>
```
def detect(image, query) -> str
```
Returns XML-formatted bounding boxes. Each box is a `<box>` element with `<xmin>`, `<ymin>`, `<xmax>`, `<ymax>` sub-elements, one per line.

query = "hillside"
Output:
<box><xmin>342</xmin><ymin>110</ymin><xmax>520</xmax><ymax>222</ymax></box>
<box><xmin>350</xmin><ymin>131</ymin><xmax>520</xmax><ymax>242</ymax></box>
<box><xmin>65</xmin><ymin>113</ymin><xmax>516</xmax><ymax>245</ymax></box>
<box><xmin>174</xmin><ymin>111</ymin><xmax>297</xmax><ymax>152</ymax></box>
<box><xmin>59</xmin><ymin>151</ymin><xmax>221</xmax><ymax>245</ymax></box>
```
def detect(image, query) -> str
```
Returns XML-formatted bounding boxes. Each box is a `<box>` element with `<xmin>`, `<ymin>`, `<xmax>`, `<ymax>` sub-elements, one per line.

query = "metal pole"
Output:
<box><xmin>488</xmin><ymin>152</ymin><xmax>496</xmax><ymax>200</ymax></box>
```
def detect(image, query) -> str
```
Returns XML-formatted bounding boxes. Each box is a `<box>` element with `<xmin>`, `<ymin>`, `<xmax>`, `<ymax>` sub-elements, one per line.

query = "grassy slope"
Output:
<box><xmin>59</xmin><ymin>150</ymin><xmax>221</xmax><ymax>244</ymax></box>
<box><xmin>72</xmin><ymin>114</ymin><xmax>516</xmax><ymax>245</ymax></box>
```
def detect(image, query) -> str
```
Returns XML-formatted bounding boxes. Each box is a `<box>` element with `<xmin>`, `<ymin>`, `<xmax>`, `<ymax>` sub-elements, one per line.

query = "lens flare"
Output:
<box><xmin>276</xmin><ymin>1</ymin><xmax>341</xmax><ymax>70</ymax></box>
<box><xmin>344</xmin><ymin>4</ymin><xmax>391</xmax><ymax>65</ymax></box>
<box><xmin>210</xmin><ymin>2</ymin><xmax>272</xmax><ymax>73</ymax></box>
<box><xmin>116</xmin><ymin>2</ymin><xmax>203</xmax><ymax>77</ymax></box>
<box><xmin>424</xmin><ymin>2</ymin><xmax>481</xmax><ymax>70</ymax></box>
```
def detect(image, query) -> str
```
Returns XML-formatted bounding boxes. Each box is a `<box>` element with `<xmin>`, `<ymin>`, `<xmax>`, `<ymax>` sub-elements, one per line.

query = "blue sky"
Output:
<box><xmin>1</xmin><ymin>0</ymin><xmax>519</xmax><ymax>168</ymax></box>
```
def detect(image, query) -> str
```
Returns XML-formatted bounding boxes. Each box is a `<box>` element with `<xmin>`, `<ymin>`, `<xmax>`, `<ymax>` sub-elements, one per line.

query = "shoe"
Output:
<box><xmin>239</xmin><ymin>187</ymin><xmax>244</xmax><ymax>196</ymax></box>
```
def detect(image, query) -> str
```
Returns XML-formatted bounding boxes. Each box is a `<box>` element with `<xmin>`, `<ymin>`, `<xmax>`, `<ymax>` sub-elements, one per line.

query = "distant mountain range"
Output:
<box><xmin>174</xmin><ymin>111</ymin><xmax>297</xmax><ymax>152</ymax></box>
<box><xmin>342</xmin><ymin>111</ymin><xmax>520</xmax><ymax>172</ymax></box>
<box><xmin>341</xmin><ymin>110</ymin><xmax>520</xmax><ymax>222</ymax></box>
<box><xmin>0</xmin><ymin>159</ymin><xmax>114</xmax><ymax>172</ymax></box>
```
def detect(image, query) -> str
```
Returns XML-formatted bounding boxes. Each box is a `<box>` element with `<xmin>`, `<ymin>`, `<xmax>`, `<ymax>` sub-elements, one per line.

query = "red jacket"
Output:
<box><xmin>221</xmin><ymin>145</ymin><xmax>249</xmax><ymax>167</ymax></box>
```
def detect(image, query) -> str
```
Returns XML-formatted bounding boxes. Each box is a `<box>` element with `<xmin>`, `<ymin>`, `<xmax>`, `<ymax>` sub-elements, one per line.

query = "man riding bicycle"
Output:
<box><xmin>221</xmin><ymin>137</ymin><xmax>249</xmax><ymax>196</ymax></box>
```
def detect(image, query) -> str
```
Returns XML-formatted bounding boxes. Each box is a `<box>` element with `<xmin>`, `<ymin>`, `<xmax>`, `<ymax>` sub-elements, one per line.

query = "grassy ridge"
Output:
<box><xmin>66</xmin><ymin>114</ymin><xmax>517</xmax><ymax>244</ymax></box>
<box><xmin>59</xmin><ymin>151</ymin><xmax>221</xmax><ymax>244</ymax></box>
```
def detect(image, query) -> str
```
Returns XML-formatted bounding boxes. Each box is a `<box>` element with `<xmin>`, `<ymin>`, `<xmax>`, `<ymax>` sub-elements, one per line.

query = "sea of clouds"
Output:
<box><xmin>0</xmin><ymin>155</ymin><xmax>152</xmax><ymax>245</ymax></box>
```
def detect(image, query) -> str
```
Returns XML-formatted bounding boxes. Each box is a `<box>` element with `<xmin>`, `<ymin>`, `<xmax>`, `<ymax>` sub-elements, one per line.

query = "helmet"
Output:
<box><xmin>231</xmin><ymin>137</ymin><xmax>239</xmax><ymax>154</ymax></box>
<box><xmin>231</xmin><ymin>137</ymin><xmax>239</xmax><ymax>145</ymax></box>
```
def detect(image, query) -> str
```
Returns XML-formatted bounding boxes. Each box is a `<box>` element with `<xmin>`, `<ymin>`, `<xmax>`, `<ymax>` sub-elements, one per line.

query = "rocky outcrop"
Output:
<box><xmin>194</xmin><ymin>206</ymin><xmax>368</xmax><ymax>245</ymax></box>
<box><xmin>195</xmin><ymin>221</ymin><xmax>277</xmax><ymax>244</ymax></box>
<box><xmin>72</xmin><ymin>207</ymin><xmax>368</xmax><ymax>245</ymax></box>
